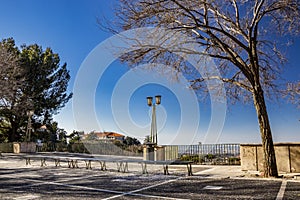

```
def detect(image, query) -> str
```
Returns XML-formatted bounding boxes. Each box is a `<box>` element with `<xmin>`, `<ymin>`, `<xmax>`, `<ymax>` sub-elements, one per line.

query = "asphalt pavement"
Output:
<box><xmin>0</xmin><ymin>153</ymin><xmax>299</xmax><ymax>200</ymax></box>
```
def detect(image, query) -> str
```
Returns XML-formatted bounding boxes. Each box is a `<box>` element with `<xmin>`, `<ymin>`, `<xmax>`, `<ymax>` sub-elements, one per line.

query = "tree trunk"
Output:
<box><xmin>8</xmin><ymin>120</ymin><xmax>18</xmax><ymax>142</ymax></box>
<box><xmin>253</xmin><ymin>84</ymin><xmax>278</xmax><ymax>177</ymax></box>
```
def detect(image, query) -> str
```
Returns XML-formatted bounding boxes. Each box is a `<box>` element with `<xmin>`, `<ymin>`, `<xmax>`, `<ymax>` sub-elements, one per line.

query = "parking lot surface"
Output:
<box><xmin>0</xmin><ymin>154</ymin><xmax>299</xmax><ymax>199</ymax></box>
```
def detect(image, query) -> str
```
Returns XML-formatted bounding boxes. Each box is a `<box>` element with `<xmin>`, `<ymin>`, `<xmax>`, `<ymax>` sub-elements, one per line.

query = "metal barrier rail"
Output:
<box><xmin>23</xmin><ymin>154</ymin><xmax>194</xmax><ymax>176</ymax></box>
<box><xmin>163</xmin><ymin>144</ymin><xmax>240</xmax><ymax>164</ymax></box>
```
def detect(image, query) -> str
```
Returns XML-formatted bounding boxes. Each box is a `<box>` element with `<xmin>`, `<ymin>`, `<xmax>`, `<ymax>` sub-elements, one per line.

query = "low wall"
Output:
<box><xmin>0</xmin><ymin>142</ymin><xmax>36</xmax><ymax>153</ymax></box>
<box><xmin>19</xmin><ymin>142</ymin><xmax>36</xmax><ymax>153</ymax></box>
<box><xmin>240</xmin><ymin>143</ymin><xmax>300</xmax><ymax>173</ymax></box>
<box><xmin>143</xmin><ymin>145</ymin><xmax>179</xmax><ymax>161</ymax></box>
<box><xmin>0</xmin><ymin>143</ymin><xmax>14</xmax><ymax>153</ymax></box>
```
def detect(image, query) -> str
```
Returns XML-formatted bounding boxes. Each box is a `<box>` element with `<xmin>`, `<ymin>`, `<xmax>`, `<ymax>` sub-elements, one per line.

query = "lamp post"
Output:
<box><xmin>146</xmin><ymin>95</ymin><xmax>161</xmax><ymax>145</ymax></box>
<box><xmin>25</xmin><ymin>110</ymin><xmax>34</xmax><ymax>142</ymax></box>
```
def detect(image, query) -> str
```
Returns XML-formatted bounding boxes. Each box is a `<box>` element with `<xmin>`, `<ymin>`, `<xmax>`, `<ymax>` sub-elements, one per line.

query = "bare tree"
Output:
<box><xmin>0</xmin><ymin>39</ymin><xmax>22</xmax><ymax>103</ymax></box>
<box><xmin>106</xmin><ymin>0</ymin><xmax>300</xmax><ymax>177</ymax></box>
<box><xmin>286</xmin><ymin>82</ymin><xmax>300</xmax><ymax>108</ymax></box>
<box><xmin>0</xmin><ymin>38</ymin><xmax>28</xmax><ymax>141</ymax></box>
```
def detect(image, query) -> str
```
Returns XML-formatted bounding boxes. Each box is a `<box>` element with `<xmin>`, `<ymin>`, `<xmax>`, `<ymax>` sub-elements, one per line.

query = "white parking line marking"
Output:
<box><xmin>13</xmin><ymin>195</ymin><xmax>40</xmax><ymax>200</ymax></box>
<box><xmin>4</xmin><ymin>172</ymin><xmax>106</xmax><ymax>190</ymax></box>
<box><xmin>4</xmin><ymin>172</ymin><xmax>188</xmax><ymax>200</ymax></box>
<box><xmin>203</xmin><ymin>185</ymin><xmax>223</xmax><ymax>190</ymax></box>
<box><xmin>22</xmin><ymin>177</ymin><xmax>188</xmax><ymax>200</ymax></box>
<box><xmin>194</xmin><ymin>168</ymin><xmax>214</xmax><ymax>175</ymax></box>
<box><xmin>276</xmin><ymin>179</ymin><xmax>287</xmax><ymax>200</ymax></box>
<box><xmin>103</xmin><ymin>177</ymin><xmax>189</xmax><ymax>200</ymax></box>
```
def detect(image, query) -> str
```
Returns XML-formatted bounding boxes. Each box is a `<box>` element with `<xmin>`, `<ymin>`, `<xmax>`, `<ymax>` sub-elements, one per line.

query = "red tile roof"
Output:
<box><xmin>95</xmin><ymin>132</ymin><xmax>124</xmax><ymax>138</ymax></box>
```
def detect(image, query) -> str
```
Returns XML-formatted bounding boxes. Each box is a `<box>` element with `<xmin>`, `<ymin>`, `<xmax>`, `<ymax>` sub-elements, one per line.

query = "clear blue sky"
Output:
<box><xmin>0</xmin><ymin>0</ymin><xmax>299</xmax><ymax>144</ymax></box>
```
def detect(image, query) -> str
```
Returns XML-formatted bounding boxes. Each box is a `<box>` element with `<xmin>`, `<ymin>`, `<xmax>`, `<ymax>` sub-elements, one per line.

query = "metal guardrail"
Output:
<box><xmin>163</xmin><ymin>144</ymin><xmax>240</xmax><ymax>165</ymax></box>
<box><xmin>1</xmin><ymin>142</ymin><xmax>240</xmax><ymax>165</ymax></box>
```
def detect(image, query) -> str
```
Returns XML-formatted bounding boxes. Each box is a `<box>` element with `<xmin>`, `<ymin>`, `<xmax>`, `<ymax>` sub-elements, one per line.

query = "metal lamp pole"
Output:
<box><xmin>147</xmin><ymin>95</ymin><xmax>161</xmax><ymax>145</ymax></box>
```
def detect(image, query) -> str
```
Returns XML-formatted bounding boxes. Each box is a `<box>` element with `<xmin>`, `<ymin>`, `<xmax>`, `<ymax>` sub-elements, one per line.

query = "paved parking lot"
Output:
<box><xmin>0</xmin><ymin>154</ymin><xmax>300</xmax><ymax>199</ymax></box>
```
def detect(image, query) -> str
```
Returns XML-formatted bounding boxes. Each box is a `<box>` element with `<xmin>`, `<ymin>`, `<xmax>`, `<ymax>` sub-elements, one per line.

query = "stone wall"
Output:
<box><xmin>240</xmin><ymin>143</ymin><xmax>300</xmax><ymax>173</ymax></box>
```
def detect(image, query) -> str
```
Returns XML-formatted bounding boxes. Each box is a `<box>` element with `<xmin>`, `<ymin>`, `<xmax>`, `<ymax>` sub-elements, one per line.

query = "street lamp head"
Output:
<box><xmin>147</xmin><ymin>97</ymin><xmax>153</xmax><ymax>106</ymax></box>
<box><xmin>155</xmin><ymin>95</ymin><xmax>161</xmax><ymax>105</ymax></box>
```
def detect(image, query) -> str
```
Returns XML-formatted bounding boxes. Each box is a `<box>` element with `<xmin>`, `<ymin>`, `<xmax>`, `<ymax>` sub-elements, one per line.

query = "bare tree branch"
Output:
<box><xmin>104</xmin><ymin>0</ymin><xmax>300</xmax><ymax>177</ymax></box>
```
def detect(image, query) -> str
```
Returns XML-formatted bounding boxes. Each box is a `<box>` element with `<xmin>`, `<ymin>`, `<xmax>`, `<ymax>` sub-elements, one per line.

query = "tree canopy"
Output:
<box><xmin>0</xmin><ymin>38</ymin><xmax>72</xmax><ymax>142</ymax></box>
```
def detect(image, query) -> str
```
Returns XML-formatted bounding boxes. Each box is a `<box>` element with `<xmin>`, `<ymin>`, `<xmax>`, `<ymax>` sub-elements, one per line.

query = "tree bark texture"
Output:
<box><xmin>252</xmin><ymin>84</ymin><xmax>278</xmax><ymax>177</ymax></box>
